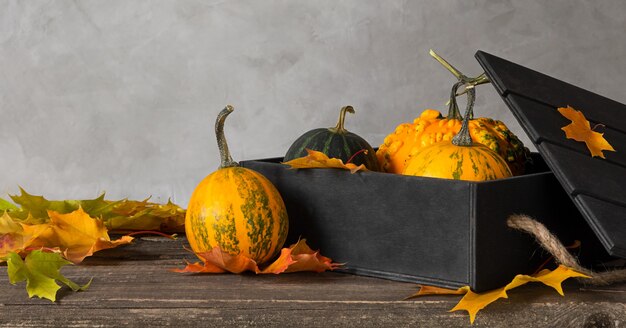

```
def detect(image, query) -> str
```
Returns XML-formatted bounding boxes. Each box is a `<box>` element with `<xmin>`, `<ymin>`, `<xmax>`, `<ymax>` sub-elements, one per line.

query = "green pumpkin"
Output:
<box><xmin>284</xmin><ymin>106</ymin><xmax>380</xmax><ymax>171</ymax></box>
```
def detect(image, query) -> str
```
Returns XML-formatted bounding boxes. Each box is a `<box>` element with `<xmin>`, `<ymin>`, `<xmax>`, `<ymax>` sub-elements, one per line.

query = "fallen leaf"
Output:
<box><xmin>558</xmin><ymin>106</ymin><xmax>615</xmax><ymax>158</ymax></box>
<box><xmin>0</xmin><ymin>213</ymin><xmax>29</xmax><ymax>258</ymax></box>
<box><xmin>282</xmin><ymin>149</ymin><xmax>368</xmax><ymax>173</ymax></box>
<box><xmin>5</xmin><ymin>250</ymin><xmax>91</xmax><ymax>302</ymax></box>
<box><xmin>27</xmin><ymin>208</ymin><xmax>133</xmax><ymax>263</ymax></box>
<box><xmin>408</xmin><ymin>265</ymin><xmax>589</xmax><ymax>324</ymax></box>
<box><xmin>174</xmin><ymin>239</ymin><xmax>341</xmax><ymax>274</ymax></box>
<box><xmin>5</xmin><ymin>189</ymin><xmax>185</xmax><ymax>233</ymax></box>
<box><xmin>0</xmin><ymin>213</ymin><xmax>48</xmax><ymax>258</ymax></box>
<box><xmin>107</xmin><ymin>199</ymin><xmax>185</xmax><ymax>233</ymax></box>
<box><xmin>406</xmin><ymin>285</ymin><xmax>466</xmax><ymax>299</ymax></box>
<box><xmin>173</xmin><ymin>247</ymin><xmax>259</xmax><ymax>274</ymax></box>
<box><xmin>280</xmin><ymin>239</ymin><xmax>341</xmax><ymax>273</ymax></box>
<box><xmin>0</xmin><ymin>198</ymin><xmax>18</xmax><ymax>212</ymax></box>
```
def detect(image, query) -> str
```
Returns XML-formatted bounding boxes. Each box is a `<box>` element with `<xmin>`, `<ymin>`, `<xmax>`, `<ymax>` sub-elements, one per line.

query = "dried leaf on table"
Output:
<box><xmin>275</xmin><ymin>238</ymin><xmax>341</xmax><ymax>273</ymax></box>
<box><xmin>174</xmin><ymin>239</ymin><xmax>341</xmax><ymax>274</ymax></box>
<box><xmin>173</xmin><ymin>247</ymin><xmax>259</xmax><ymax>274</ymax></box>
<box><xmin>26</xmin><ymin>208</ymin><xmax>133</xmax><ymax>264</ymax></box>
<box><xmin>406</xmin><ymin>285</ymin><xmax>467</xmax><ymax>299</ymax></box>
<box><xmin>0</xmin><ymin>213</ymin><xmax>48</xmax><ymax>258</ymax></box>
<box><xmin>408</xmin><ymin>265</ymin><xmax>589</xmax><ymax>324</ymax></box>
<box><xmin>282</xmin><ymin>149</ymin><xmax>368</xmax><ymax>173</ymax></box>
<box><xmin>106</xmin><ymin>199</ymin><xmax>185</xmax><ymax>233</ymax></box>
<box><xmin>5</xmin><ymin>188</ymin><xmax>185</xmax><ymax>233</ymax></box>
<box><xmin>5</xmin><ymin>250</ymin><xmax>91</xmax><ymax>302</ymax></box>
<box><xmin>1</xmin><ymin>189</ymin><xmax>184</xmax><ymax>302</ymax></box>
<box><xmin>0</xmin><ymin>197</ymin><xmax>18</xmax><ymax>212</ymax></box>
<box><xmin>558</xmin><ymin>106</ymin><xmax>615</xmax><ymax>158</ymax></box>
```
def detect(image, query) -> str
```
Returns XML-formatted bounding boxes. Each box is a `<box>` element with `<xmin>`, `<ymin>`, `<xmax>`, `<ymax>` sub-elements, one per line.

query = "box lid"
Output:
<box><xmin>475</xmin><ymin>51</ymin><xmax>626</xmax><ymax>258</ymax></box>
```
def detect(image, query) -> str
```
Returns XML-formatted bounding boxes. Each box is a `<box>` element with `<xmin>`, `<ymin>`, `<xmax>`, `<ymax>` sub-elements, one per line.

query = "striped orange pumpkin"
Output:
<box><xmin>402</xmin><ymin>141</ymin><xmax>512</xmax><ymax>181</ymax></box>
<box><xmin>185</xmin><ymin>105</ymin><xmax>288</xmax><ymax>264</ymax></box>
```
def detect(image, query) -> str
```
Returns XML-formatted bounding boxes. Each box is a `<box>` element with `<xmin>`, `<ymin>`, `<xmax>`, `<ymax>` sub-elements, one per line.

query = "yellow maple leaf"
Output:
<box><xmin>408</xmin><ymin>265</ymin><xmax>589</xmax><ymax>324</ymax></box>
<box><xmin>282</xmin><ymin>149</ymin><xmax>368</xmax><ymax>173</ymax></box>
<box><xmin>27</xmin><ymin>208</ymin><xmax>133</xmax><ymax>263</ymax></box>
<box><xmin>558</xmin><ymin>106</ymin><xmax>615</xmax><ymax>158</ymax></box>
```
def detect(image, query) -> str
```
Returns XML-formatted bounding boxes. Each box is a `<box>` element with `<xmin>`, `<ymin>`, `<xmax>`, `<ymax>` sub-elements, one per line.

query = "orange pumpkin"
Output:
<box><xmin>402</xmin><ymin>84</ymin><xmax>512</xmax><ymax>181</ymax></box>
<box><xmin>185</xmin><ymin>105</ymin><xmax>288</xmax><ymax>264</ymax></box>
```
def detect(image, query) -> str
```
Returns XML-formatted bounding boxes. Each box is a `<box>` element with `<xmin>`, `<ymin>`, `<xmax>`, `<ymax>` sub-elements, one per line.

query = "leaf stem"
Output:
<box><xmin>125</xmin><ymin>230</ymin><xmax>178</xmax><ymax>239</ymax></box>
<box><xmin>592</xmin><ymin>123</ymin><xmax>606</xmax><ymax>131</ymax></box>
<box><xmin>346</xmin><ymin>149</ymin><xmax>368</xmax><ymax>164</ymax></box>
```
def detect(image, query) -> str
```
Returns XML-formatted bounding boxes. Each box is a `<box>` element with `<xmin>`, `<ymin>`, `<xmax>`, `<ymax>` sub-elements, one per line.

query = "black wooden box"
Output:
<box><xmin>242</xmin><ymin>155</ymin><xmax>607</xmax><ymax>292</ymax></box>
<box><xmin>241</xmin><ymin>51</ymin><xmax>625</xmax><ymax>292</ymax></box>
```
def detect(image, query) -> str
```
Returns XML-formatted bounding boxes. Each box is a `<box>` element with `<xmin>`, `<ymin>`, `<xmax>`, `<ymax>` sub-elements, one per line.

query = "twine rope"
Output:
<box><xmin>507</xmin><ymin>214</ymin><xmax>626</xmax><ymax>285</ymax></box>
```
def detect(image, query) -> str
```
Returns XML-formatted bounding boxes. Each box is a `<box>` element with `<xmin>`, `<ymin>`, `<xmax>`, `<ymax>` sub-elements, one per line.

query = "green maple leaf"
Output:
<box><xmin>6</xmin><ymin>250</ymin><xmax>91</xmax><ymax>302</ymax></box>
<box><xmin>0</xmin><ymin>198</ymin><xmax>18</xmax><ymax>212</ymax></box>
<box><xmin>6</xmin><ymin>188</ymin><xmax>184</xmax><ymax>233</ymax></box>
<box><xmin>9</xmin><ymin>188</ymin><xmax>121</xmax><ymax>223</ymax></box>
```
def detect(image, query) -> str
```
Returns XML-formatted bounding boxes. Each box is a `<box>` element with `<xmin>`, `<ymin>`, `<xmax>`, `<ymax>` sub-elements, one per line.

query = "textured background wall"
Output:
<box><xmin>1</xmin><ymin>0</ymin><xmax>625</xmax><ymax>205</ymax></box>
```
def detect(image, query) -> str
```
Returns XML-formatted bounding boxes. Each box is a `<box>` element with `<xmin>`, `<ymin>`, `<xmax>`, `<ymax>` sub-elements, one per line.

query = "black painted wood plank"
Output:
<box><xmin>576</xmin><ymin>195</ymin><xmax>626</xmax><ymax>257</ymax></box>
<box><xmin>476</xmin><ymin>51</ymin><xmax>626</xmax><ymax>134</ymax></box>
<box><xmin>476</xmin><ymin>50</ymin><xmax>626</xmax><ymax>258</ymax></box>
<box><xmin>537</xmin><ymin>143</ymin><xmax>626</xmax><ymax>206</ymax></box>
<box><xmin>506</xmin><ymin>94</ymin><xmax>626</xmax><ymax>165</ymax></box>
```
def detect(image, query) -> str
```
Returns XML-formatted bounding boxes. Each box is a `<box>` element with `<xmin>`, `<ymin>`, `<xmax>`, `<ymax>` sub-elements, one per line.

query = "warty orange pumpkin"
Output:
<box><xmin>377</xmin><ymin>51</ymin><xmax>529</xmax><ymax>176</ymax></box>
<box><xmin>185</xmin><ymin>105</ymin><xmax>288</xmax><ymax>264</ymax></box>
<box><xmin>403</xmin><ymin>84</ymin><xmax>513</xmax><ymax>181</ymax></box>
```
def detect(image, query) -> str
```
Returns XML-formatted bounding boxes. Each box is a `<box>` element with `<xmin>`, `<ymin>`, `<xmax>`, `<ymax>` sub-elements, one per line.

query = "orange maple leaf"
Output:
<box><xmin>26</xmin><ymin>208</ymin><xmax>133</xmax><ymax>263</ymax></box>
<box><xmin>407</xmin><ymin>265</ymin><xmax>589</xmax><ymax>324</ymax></box>
<box><xmin>558</xmin><ymin>106</ymin><xmax>615</xmax><ymax>158</ymax></box>
<box><xmin>174</xmin><ymin>239</ymin><xmax>341</xmax><ymax>274</ymax></box>
<box><xmin>282</xmin><ymin>149</ymin><xmax>368</xmax><ymax>174</ymax></box>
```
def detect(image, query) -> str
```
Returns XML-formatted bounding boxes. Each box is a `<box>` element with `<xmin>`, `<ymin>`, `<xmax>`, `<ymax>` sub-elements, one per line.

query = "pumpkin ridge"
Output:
<box><xmin>232</xmin><ymin>168</ymin><xmax>272</xmax><ymax>262</ymax></box>
<box><xmin>341</xmin><ymin>134</ymin><xmax>352</xmax><ymax>160</ymax></box>
<box><xmin>452</xmin><ymin>151</ymin><xmax>463</xmax><ymax>180</ymax></box>
<box><xmin>469</xmin><ymin>151</ymin><xmax>479</xmax><ymax>176</ymax></box>
<box><xmin>254</xmin><ymin>171</ymin><xmax>288</xmax><ymax>262</ymax></box>
<box><xmin>294</xmin><ymin>129</ymin><xmax>324</xmax><ymax>159</ymax></box>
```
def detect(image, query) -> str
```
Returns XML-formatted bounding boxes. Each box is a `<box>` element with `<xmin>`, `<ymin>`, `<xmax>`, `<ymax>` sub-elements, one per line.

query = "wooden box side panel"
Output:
<box><xmin>242</xmin><ymin>160</ymin><xmax>473</xmax><ymax>287</ymax></box>
<box><xmin>473</xmin><ymin>172</ymin><xmax>609</xmax><ymax>291</ymax></box>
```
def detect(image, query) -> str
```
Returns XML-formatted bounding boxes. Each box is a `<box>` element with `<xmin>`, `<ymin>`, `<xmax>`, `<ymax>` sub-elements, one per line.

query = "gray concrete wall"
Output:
<box><xmin>1</xmin><ymin>0</ymin><xmax>625</xmax><ymax>205</ymax></box>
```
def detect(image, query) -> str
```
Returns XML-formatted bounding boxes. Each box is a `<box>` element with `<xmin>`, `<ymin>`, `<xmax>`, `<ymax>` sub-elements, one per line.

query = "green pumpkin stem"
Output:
<box><xmin>451</xmin><ymin>86</ymin><xmax>476</xmax><ymax>147</ymax></box>
<box><xmin>429</xmin><ymin>49</ymin><xmax>464</xmax><ymax>80</ymax></box>
<box><xmin>215</xmin><ymin>105</ymin><xmax>239</xmax><ymax>168</ymax></box>
<box><xmin>329</xmin><ymin>106</ymin><xmax>355</xmax><ymax>134</ymax></box>
<box><xmin>430</xmin><ymin>49</ymin><xmax>490</xmax><ymax>120</ymax></box>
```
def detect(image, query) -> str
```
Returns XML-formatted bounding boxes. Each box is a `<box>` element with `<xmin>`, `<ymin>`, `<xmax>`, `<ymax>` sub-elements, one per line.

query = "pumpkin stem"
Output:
<box><xmin>215</xmin><ymin>105</ymin><xmax>239</xmax><ymax>168</ymax></box>
<box><xmin>430</xmin><ymin>49</ymin><xmax>490</xmax><ymax>120</ymax></box>
<box><xmin>451</xmin><ymin>86</ymin><xmax>476</xmax><ymax>147</ymax></box>
<box><xmin>446</xmin><ymin>81</ymin><xmax>465</xmax><ymax>120</ymax></box>
<box><xmin>329</xmin><ymin>106</ymin><xmax>355</xmax><ymax>134</ymax></box>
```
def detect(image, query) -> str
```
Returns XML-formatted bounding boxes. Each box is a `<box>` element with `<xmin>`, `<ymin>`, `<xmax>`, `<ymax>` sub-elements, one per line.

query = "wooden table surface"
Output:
<box><xmin>0</xmin><ymin>236</ymin><xmax>624</xmax><ymax>328</ymax></box>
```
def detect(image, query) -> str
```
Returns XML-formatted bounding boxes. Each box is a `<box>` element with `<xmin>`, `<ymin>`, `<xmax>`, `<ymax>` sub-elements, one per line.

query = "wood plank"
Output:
<box><xmin>476</xmin><ymin>51</ymin><xmax>626</xmax><ymax>132</ymax></box>
<box><xmin>0</xmin><ymin>236</ymin><xmax>624</xmax><ymax>327</ymax></box>
<box><xmin>476</xmin><ymin>51</ymin><xmax>626</xmax><ymax>258</ymax></box>
<box><xmin>538</xmin><ymin>142</ymin><xmax>626</xmax><ymax>206</ymax></box>
<box><xmin>576</xmin><ymin>195</ymin><xmax>626</xmax><ymax>257</ymax></box>
<box><xmin>506</xmin><ymin>94</ymin><xmax>626</xmax><ymax>165</ymax></box>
